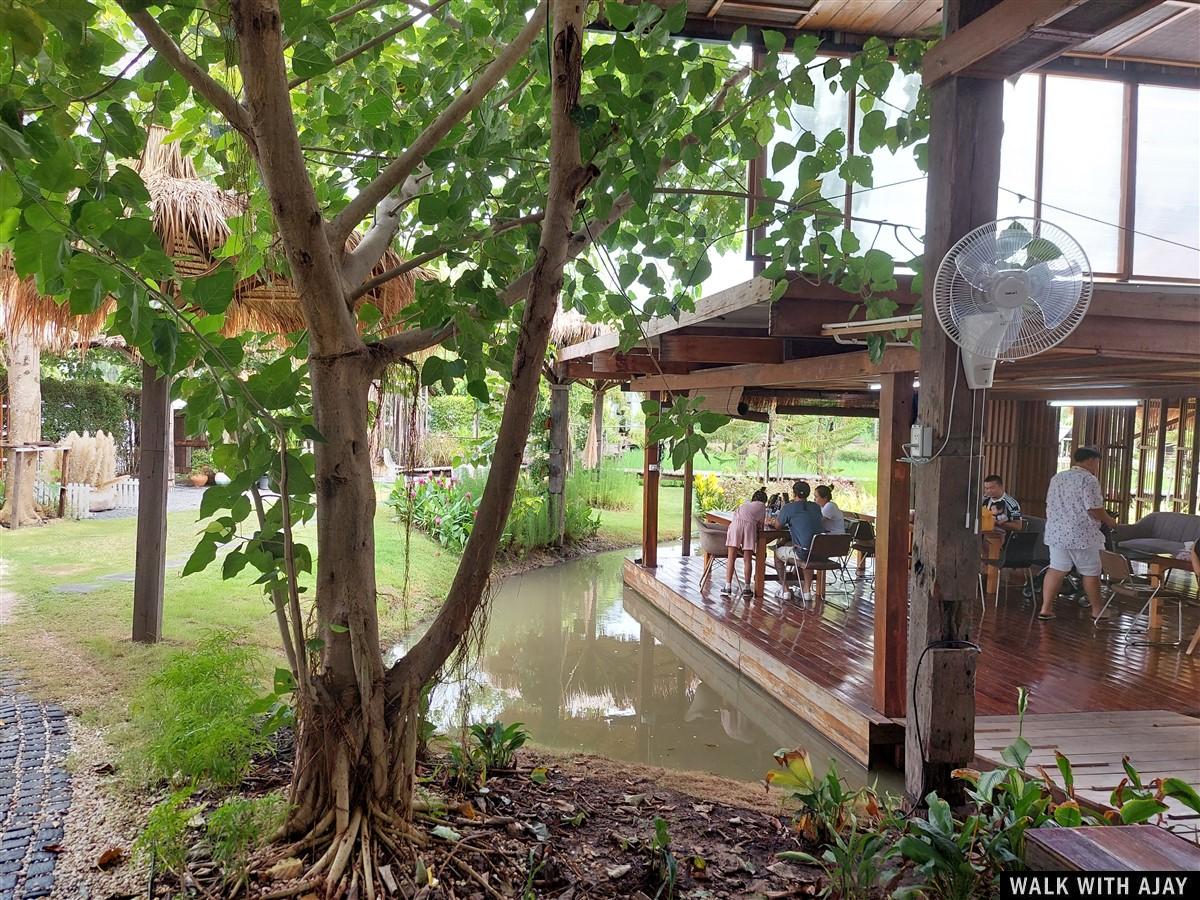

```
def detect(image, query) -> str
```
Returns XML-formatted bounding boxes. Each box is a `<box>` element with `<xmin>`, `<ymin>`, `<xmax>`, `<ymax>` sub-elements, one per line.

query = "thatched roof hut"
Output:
<box><xmin>1</xmin><ymin>126</ymin><xmax>424</xmax><ymax>347</ymax></box>
<box><xmin>549</xmin><ymin>302</ymin><xmax>609</xmax><ymax>348</ymax></box>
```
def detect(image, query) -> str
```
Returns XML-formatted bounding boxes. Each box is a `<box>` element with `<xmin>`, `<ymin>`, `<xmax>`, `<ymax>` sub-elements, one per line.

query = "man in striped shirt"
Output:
<box><xmin>982</xmin><ymin>474</ymin><xmax>1022</xmax><ymax>531</ymax></box>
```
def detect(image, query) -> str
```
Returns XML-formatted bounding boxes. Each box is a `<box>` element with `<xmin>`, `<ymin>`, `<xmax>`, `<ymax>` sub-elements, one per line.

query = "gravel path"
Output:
<box><xmin>0</xmin><ymin>674</ymin><xmax>70</xmax><ymax>900</ymax></box>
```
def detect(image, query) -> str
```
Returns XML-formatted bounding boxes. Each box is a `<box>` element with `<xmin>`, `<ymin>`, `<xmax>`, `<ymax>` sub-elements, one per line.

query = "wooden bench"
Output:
<box><xmin>1025</xmin><ymin>825</ymin><xmax>1200</xmax><ymax>871</ymax></box>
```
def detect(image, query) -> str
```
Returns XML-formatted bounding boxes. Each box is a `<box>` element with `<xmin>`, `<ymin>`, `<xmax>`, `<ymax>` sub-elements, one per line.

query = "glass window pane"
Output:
<box><xmin>765</xmin><ymin>54</ymin><xmax>848</xmax><ymax>241</ymax></box>
<box><xmin>850</xmin><ymin>71</ymin><xmax>926</xmax><ymax>262</ymax></box>
<box><xmin>997</xmin><ymin>75</ymin><xmax>1040</xmax><ymax>221</ymax></box>
<box><xmin>1041</xmin><ymin>76</ymin><xmax>1124</xmax><ymax>273</ymax></box>
<box><xmin>1134</xmin><ymin>85</ymin><xmax>1200</xmax><ymax>279</ymax></box>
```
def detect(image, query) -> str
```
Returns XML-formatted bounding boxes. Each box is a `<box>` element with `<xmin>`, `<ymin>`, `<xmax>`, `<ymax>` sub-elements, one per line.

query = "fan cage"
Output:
<box><xmin>932</xmin><ymin>218</ymin><xmax>1093</xmax><ymax>361</ymax></box>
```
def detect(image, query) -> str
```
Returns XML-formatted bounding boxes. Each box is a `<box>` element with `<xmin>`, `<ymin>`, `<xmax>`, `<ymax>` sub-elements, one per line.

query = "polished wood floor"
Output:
<box><xmin>632</xmin><ymin>550</ymin><xmax>1200</xmax><ymax>722</ymax></box>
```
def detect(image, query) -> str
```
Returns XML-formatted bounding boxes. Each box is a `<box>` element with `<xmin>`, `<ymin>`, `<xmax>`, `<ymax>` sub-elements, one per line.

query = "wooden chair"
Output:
<box><xmin>697</xmin><ymin>520</ymin><xmax>740</xmax><ymax>592</ymax></box>
<box><xmin>776</xmin><ymin>532</ymin><xmax>854</xmax><ymax>602</ymax></box>
<box><xmin>848</xmin><ymin>519</ymin><xmax>875</xmax><ymax>580</ymax></box>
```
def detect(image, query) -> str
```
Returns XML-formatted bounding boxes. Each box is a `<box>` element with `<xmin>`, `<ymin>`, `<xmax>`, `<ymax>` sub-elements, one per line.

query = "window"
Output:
<box><xmin>850</xmin><ymin>71</ymin><xmax>926</xmax><ymax>261</ymax></box>
<box><xmin>996</xmin><ymin>74</ymin><xmax>1199</xmax><ymax>282</ymax></box>
<box><xmin>764</xmin><ymin>55</ymin><xmax>848</xmax><ymax>237</ymax></box>
<box><xmin>1134</xmin><ymin>85</ymin><xmax>1200</xmax><ymax>279</ymax></box>
<box><xmin>1041</xmin><ymin>76</ymin><xmax>1124</xmax><ymax>274</ymax></box>
<box><xmin>997</xmin><ymin>76</ymin><xmax>1040</xmax><ymax>221</ymax></box>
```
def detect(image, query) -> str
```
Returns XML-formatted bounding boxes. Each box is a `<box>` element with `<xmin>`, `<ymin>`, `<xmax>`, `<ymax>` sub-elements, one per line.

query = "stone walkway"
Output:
<box><xmin>0</xmin><ymin>674</ymin><xmax>71</xmax><ymax>900</ymax></box>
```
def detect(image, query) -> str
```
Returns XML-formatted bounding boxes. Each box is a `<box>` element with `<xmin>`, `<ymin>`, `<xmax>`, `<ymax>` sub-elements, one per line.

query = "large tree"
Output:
<box><xmin>1</xmin><ymin>0</ymin><xmax>929</xmax><ymax>888</ymax></box>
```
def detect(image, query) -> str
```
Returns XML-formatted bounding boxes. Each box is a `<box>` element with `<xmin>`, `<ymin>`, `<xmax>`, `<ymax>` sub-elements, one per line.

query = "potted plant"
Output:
<box><xmin>189</xmin><ymin>448</ymin><xmax>214</xmax><ymax>487</ymax></box>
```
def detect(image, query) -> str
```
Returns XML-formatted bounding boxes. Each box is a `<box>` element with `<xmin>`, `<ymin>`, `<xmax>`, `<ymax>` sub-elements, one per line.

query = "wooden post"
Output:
<box><xmin>57</xmin><ymin>447</ymin><xmax>70</xmax><ymax>519</ymax></box>
<box><xmin>875</xmin><ymin>372</ymin><xmax>914</xmax><ymax>718</ymax></box>
<box><xmin>907</xmin><ymin>0</ymin><xmax>1004</xmax><ymax>805</ymax></box>
<box><xmin>681</xmin><ymin>426</ymin><xmax>694</xmax><ymax>557</ymax></box>
<box><xmin>9</xmin><ymin>449</ymin><xmax>25</xmax><ymax>531</ymax></box>
<box><xmin>642</xmin><ymin>392</ymin><xmax>661</xmax><ymax>567</ymax></box>
<box><xmin>548</xmin><ymin>382</ymin><xmax>570</xmax><ymax>546</ymax></box>
<box><xmin>133</xmin><ymin>360</ymin><xmax>170</xmax><ymax>644</ymax></box>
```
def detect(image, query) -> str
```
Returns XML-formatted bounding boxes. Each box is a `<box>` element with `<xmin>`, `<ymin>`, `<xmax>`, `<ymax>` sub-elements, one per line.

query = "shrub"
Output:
<box><xmin>131</xmin><ymin>631</ymin><xmax>269</xmax><ymax>786</ymax></box>
<box><xmin>693</xmin><ymin>473</ymin><xmax>723</xmax><ymax>515</ymax></box>
<box><xmin>134</xmin><ymin>787</ymin><xmax>196</xmax><ymax>875</ymax></box>
<box><xmin>206</xmin><ymin>793</ymin><xmax>287</xmax><ymax>884</ymax></box>
<box><xmin>469</xmin><ymin>721</ymin><xmax>529</xmax><ymax>770</ymax></box>
<box><xmin>388</xmin><ymin>472</ymin><xmax>597</xmax><ymax>554</ymax></box>
<box><xmin>569</xmin><ymin>464</ymin><xmax>639</xmax><ymax>511</ymax></box>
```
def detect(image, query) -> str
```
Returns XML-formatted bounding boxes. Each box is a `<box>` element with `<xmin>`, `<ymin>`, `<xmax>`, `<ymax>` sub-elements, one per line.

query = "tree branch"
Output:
<box><xmin>328</xmin><ymin>0</ymin><xmax>549</xmax><ymax>247</ymax></box>
<box><xmin>118</xmin><ymin>3</ymin><xmax>256</xmax><ymax>150</ymax></box>
<box><xmin>389</xmin><ymin>0</ymin><xmax>594</xmax><ymax>703</ymax></box>
<box><xmin>351</xmin><ymin>210</ymin><xmax>545</xmax><ymax>306</ymax></box>
<box><xmin>289</xmin><ymin>0</ymin><xmax>453</xmax><ymax>89</ymax></box>
<box><xmin>340</xmin><ymin>164</ymin><xmax>430</xmax><ymax>293</ymax></box>
<box><xmin>372</xmin><ymin>66</ymin><xmax>754</xmax><ymax>360</ymax></box>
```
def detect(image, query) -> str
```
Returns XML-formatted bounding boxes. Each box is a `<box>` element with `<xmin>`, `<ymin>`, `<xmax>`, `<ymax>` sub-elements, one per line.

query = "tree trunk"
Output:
<box><xmin>0</xmin><ymin>322</ymin><xmax>42</xmax><ymax>528</ymax></box>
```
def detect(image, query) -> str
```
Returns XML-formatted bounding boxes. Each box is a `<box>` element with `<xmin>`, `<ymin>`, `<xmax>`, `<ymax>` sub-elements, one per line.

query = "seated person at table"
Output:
<box><xmin>723</xmin><ymin>488</ymin><xmax>768</xmax><ymax>598</ymax></box>
<box><xmin>815</xmin><ymin>484</ymin><xmax>845</xmax><ymax>534</ymax></box>
<box><xmin>982</xmin><ymin>474</ymin><xmax>1022</xmax><ymax>531</ymax></box>
<box><xmin>768</xmin><ymin>481</ymin><xmax>825</xmax><ymax>598</ymax></box>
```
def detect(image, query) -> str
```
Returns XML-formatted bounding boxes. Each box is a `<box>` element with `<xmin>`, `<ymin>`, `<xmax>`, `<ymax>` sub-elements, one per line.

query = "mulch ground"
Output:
<box><xmin>152</xmin><ymin>738</ymin><xmax>823</xmax><ymax>899</ymax></box>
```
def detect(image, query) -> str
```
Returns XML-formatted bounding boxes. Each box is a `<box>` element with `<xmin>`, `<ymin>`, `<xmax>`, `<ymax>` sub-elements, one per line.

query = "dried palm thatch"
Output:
<box><xmin>0</xmin><ymin>251</ymin><xmax>112</xmax><ymax>352</ymax></box>
<box><xmin>1</xmin><ymin>126</ymin><xmax>427</xmax><ymax>348</ymax></box>
<box><xmin>550</xmin><ymin>302</ymin><xmax>609</xmax><ymax>347</ymax></box>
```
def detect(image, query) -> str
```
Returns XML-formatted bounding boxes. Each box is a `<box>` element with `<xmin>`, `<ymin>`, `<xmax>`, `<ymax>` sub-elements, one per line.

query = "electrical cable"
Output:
<box><xmin>910</xmin><ymin>638</ymin><xmax>982</xmax><ymax>775</ymax></box>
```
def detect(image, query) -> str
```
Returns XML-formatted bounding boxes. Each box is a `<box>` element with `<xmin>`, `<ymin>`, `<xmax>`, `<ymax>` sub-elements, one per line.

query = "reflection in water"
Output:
<box><xmin>391</xmin><ymin>549</ymin><xmax>896</xmax><ymax>790</ymax></box>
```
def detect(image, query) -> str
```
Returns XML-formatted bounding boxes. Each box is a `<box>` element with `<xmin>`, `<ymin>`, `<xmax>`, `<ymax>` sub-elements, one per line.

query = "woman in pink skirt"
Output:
<box><xmin>723</xmin><ymin>488</ymin><xmax>768</xmax><ymax>597</ymax></box>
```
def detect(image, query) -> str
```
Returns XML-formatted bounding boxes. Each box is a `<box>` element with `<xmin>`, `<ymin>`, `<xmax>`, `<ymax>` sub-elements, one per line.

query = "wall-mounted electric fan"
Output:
<box><xmin>932</xmin><ymin>218</ymin><xmax>1093</xmax><ymax>389</ymax></box>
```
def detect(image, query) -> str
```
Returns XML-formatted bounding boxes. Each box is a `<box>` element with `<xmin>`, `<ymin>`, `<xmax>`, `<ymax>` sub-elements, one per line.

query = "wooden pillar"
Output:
<box><xmin>133</xmin><ymin>360</ymin><xmax>170</xmax><ymax>644</ymax></box>
<box><xmin>1152</xmin><ymin>397</ymin><xmax>1169</xmax><ymax>512</ymax></box>
<box><xmin>906</xmin><ymin>0</ymin><xmax>1004</xmax><ymax>805</ymax></box>
<box><xmin>548</xmin><ymin>382</ymin><xmax>570</xmax><ymax>546</ymax></box>
<box><xmin>681</xmin><ymin>429</ymin><xmax>694</xmax><ymax>557</ymax></box>
<box><xmin>875</xmin><ymin>372</ymin><xmax>914</xmax><ymax>718</ymax></box>
<box><xmin>641</xmin><ymin>392</ymin><xmax>661</xmax><ymax>567</ymax></box>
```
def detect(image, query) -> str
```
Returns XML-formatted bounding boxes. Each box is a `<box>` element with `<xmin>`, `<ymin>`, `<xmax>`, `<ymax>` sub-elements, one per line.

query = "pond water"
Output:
<box><xmin>392</xmin><ymin>547</ymin><xmax>900</xmax><ymax>793</ymax></box>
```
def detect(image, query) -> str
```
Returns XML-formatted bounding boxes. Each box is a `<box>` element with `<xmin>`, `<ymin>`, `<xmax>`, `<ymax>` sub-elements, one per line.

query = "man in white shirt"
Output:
<box><xmin>1038</xmin><ymin>447</ymin><xmax>1117</xmax><ymax>621</ymax></box>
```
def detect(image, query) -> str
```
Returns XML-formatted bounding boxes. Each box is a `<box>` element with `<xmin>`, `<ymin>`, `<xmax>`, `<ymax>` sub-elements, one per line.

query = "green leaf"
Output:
<box><xmin>1119</xmin><ymin>797</ymin><xmax>1167</xmax><ymax>825</ymax></box>
<box><xmin>291</xmin><ymin>41</ymin><xmax>333</xmax><ymax>80</ymax></box>
<box><xmin>612</xmin><ymin>36</ymin><xmax>640</xmax><ymax>74</ymax></box>
<box><xmin>1001</xmin><ymin>735</ymin><xmax>1032</xmax><ymax>769</ymax></box>
<box><xmin>530</xmin><ymin>766</ymin><xmax>548</xmax><ymax>784</ymax></box>
<box><xmin>771</xmin><ymin>141</ymin><xmax>796</xmax><ymax>174</ymax></box>
<box><xmin>762</xmin><ymin>30</ymin><xmax>786</xmax><ymax>54</ymax></box>
<box><xmin>0</xmin><ymin>6</ymin><xmax>45</xmax><ymax>57</ymax></box>
<box><xmin>1053</xmin><ymin>800</ymin><xmax>1083</xmax><ymax>827</ymax></box>
<box><xmin>604</xmin><ymin>0</ymin><xmax>637</xmax><ymax>30</ymax></box>
<box><xmin>1054</xmin><ymin>750</ymin><xmax>1074</xmax><ymax>796</ymax></box>
<box><xmin>730</xmin><ymin>25</ymin><xmax>747</xmax><ymax>48</ymax></box>
<box><xmin>191</xmin><ymin>267</ymin><xmax>236</xmax><ymax>313</ymax></box>
<box><xmin>329</xmin><ymin>623</ymin><xmax>349</xmax><ymax>633</ymax></box>
<box><xmin>1159</xmin><ymin>777</ymin><xmax>1200</xmax><ymax>814</ymax></box>
<box><xmin>182</xmin><ymin>537</ymin><xmax>218</xmax><ymax>577</ymax></box>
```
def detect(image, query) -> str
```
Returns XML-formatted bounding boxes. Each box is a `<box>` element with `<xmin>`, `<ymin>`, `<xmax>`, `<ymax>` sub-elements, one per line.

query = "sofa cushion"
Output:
<box><xmin>1119</xmin><ymin>537</ymin><xmax>1187</xmax><ymax>557</ymax></box>
<box><xmin>1140</xmin><ymin>512</ymin><xmax>1200</xmax><ymax>544</ymax></box>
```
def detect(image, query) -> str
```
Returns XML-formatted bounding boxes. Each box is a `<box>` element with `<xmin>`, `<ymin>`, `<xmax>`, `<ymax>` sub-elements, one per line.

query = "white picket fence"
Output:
<box><xmin>32</xmin><ymin>479</ymin><xmax>140</xmax><ymax>520</ymax></box>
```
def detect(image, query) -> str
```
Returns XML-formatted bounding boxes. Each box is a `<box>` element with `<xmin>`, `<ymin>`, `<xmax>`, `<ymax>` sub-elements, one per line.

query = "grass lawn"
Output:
<box><xmin>0</xmin><ymin>482</ymin><xmax>685</xmax><ymax>733</ymax></box>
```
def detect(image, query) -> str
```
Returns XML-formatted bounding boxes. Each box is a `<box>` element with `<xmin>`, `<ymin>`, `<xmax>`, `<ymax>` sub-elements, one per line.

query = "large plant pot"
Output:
<box><xmin>189</xmin><ymin>472</ymin><xmax>209</xmax><ymax>488</ymax></box>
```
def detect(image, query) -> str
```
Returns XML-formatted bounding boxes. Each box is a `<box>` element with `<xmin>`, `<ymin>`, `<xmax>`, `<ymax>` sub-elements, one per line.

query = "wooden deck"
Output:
<box><xmin>624</xmin><ymin>552</ymin><xmax>1200</xmax><ymax>769</ymax></box>
<box><xmin>975</xmin><ymin>711</ymin><xmax>1200</xmax><ymax>834</ymax></box>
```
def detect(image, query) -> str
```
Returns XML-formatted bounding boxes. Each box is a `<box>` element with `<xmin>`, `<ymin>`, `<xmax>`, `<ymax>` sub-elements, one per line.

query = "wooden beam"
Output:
<box><xmin>642</xmin><ymin>393</ymin><xmax>661</xmax><ymax>568</ymax></box>
<box><xmin>133</xmin><ymin>360</ymin><xmax>170</xmax><ymax>644</ymax></box>
<box><xmin>776</xmin><ymin>404</ymin><xmax>880</xmax><ymax>417</ymax></box>
<box><xmin>591</xmin><ymin>351</ymin><xmax>693</xmax><ymax>376</ymax></box>
<box><xmin>923</xmin><ymin>0</ymin><xmax>1164</xmax><ymax>85</ymax></box>
<box><xmin>1117</xmin><ymin>82</ymin><xmax>1138</xmax><ymax>279</ymax></box>
<box><xmin>907</xmin><ymin>0</ymin><xmax>1004</xmax><ymax>806</ymax></box>
<box><xmin>628</xmin><ymin>347</ymin><xmax>921</xmax><ymax>393</ymax></box>
<box><xmin>660</xmin><ymin>334</ymin><xmax>785</xmax><ymax>365</ymax></box>
<box><xmin>875</xmin><ymin>371</ymin><xmax>914</xmax><ymax>718</ymax></box>
<box><xmin>558</xmin><ymin>277</ymin><xmax>774</xmax><ymax>361</ymax></box>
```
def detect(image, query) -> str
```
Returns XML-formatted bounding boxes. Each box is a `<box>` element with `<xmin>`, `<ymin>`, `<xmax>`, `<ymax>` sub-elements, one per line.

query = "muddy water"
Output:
<box><xmin>393</xmin><ymin>548</ymin><xmax>900</xmax><ymax>792</ymax></box>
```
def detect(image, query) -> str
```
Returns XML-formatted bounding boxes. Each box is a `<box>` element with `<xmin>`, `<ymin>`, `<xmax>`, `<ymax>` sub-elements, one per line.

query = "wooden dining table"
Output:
<box><xmin>1143</xmin><ymin>552</ymin><xmax>1198</xmax><ymax>638</ymax></box>
<box><xmin>705</xmin><ymin>510</ymin><xmax>789</xmax><ymax>599</ymax></box>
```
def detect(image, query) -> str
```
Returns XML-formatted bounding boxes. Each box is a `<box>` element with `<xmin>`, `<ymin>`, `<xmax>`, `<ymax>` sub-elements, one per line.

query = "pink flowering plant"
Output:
<box><xmin>387</xmin><ymin>474</ymin><xmax>477</xmax><ymax>552</ymax></box>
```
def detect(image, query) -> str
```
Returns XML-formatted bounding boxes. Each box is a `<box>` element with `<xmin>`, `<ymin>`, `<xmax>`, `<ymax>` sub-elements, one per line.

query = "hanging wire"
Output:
<box><xmin>1000</xmin><ymin>186</ymin><xmax>1200</xmax><ymax>253</ymax></box>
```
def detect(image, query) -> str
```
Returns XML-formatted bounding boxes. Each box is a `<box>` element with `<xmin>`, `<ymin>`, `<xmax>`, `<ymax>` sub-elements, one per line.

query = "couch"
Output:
<box><xmin>1111</xmin><ymin>512</ymin><xmax>1200</xmax><ymax>558</ymax></box>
